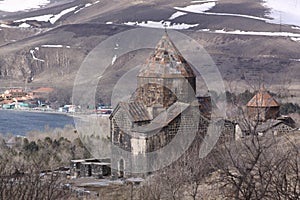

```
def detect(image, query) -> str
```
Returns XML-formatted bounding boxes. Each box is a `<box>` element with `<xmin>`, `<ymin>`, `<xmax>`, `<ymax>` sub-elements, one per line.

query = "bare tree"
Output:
<box><xmin>214</xmin><ymin>80</ymin><xmax>299</xmax><ymax>200</ymax></box>
<box><xmin>0</xmin><ymin>152</ymin><xmax>72</xmax><ymax>200</ymax></box>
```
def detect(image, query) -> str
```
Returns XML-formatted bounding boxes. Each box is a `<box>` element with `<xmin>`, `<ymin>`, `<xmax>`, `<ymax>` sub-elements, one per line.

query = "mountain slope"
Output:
<box><xmin>0</xmin><ymin>0</ymin><xmax>299</xmax><ymax>104</ymax></box>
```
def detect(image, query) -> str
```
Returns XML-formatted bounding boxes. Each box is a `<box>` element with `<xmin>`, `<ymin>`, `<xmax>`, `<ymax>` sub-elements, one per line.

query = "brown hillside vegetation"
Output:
<box><xmin>0</xmin><ymin>0</ymin><xmax>299</xmax><ymax>105</ymax></box>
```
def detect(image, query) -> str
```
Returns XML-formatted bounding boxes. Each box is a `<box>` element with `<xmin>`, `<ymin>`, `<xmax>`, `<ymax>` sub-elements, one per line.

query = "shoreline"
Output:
<box><xmin>0</xmin><ymin>108</ymin><xmax>72</xmax><ymax>116</ymax></box>
<box><xmin>0</xmin><ymin>108</ymin><xmax>110</xmax><ymax>120</ymax></box>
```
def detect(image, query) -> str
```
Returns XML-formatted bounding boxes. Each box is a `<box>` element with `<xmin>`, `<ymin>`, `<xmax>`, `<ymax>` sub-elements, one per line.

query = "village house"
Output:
<box><xmin>109</xmin><ymin>32</ymin><xmax>214</xmax><ymax>178</ymax></box>
<box><xmin>31</xmin><ymin>87</ymin><xmax>54</xmax><ymax>99</ymax></box>
<box><xmin>4</xmin><ymin>89</ymin><xmax>28</xmax><ymax>99</ymax></box>
<box><xmin>60</xmin><ymin>105</ymin><xmax>77</xmax><ymax>113</ymax></box>
<box><xmin>0</xmin><ymin>89</ymin><xmax>30</xmax><ymax>109</ymax></box>
<box><xmin>1</xmin><ymin>89</ymin><xmax>28</xmax><ymax>101</ymax></box>
<box><xmin>0</xmin><ymin>87</ymin><xmax>55</xmax><ymax>109</ymax></box>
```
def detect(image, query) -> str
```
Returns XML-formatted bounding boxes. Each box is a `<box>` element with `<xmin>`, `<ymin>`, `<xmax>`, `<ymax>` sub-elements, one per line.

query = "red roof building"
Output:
<box><xmin>247</xmin><ymin>87</ymin><xmax>280</xmax><ymax>121</ymax></box>
<box><xmin>32</xmin><ymin>87</ymin><xmax>54</xmax><ymax>94</ymax></box>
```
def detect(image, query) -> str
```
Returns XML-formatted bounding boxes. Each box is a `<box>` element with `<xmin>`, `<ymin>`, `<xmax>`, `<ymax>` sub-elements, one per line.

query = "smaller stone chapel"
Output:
<box><xmin>235</xmin><ymin>87</ymin><xmax>297</xmax><ymax>138</ymax></box>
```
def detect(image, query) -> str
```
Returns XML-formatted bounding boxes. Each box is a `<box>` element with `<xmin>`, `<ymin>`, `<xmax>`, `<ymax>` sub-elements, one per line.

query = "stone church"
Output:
<box><xmin>109</xmin><ymin>32</ymin><xmax>211</xmax><ymax>178</ymax></box>
<box><xmin>235</xmin><ymin>87</ymin><xmax>296</xmax><ymax>138</ymax></box>
<box><xmin>246</xmin><ymin>86</ymin><xmax>280</xmax><ymax>122</ymax></box>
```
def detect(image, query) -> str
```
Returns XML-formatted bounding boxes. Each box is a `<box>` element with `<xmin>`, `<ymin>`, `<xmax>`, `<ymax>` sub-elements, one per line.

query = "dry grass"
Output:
<box><xmin>25</xmin><ymin>124</ymin><xmax>78</xmax><ymax>141</ymax></box>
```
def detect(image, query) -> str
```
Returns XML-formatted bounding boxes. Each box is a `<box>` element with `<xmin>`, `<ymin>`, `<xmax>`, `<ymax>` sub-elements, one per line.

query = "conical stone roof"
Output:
<box><xmin>138</xmin><ymin>32</ymin><xmax>195</xmax><ymax>78</ymax></box>
<box><xmin>246</xmin><ymin>87</ymin><xmax>280</xmax><ymax>108</ymax></box>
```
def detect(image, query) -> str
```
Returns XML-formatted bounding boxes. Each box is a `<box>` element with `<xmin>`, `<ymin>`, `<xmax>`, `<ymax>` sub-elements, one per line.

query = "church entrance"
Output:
<box><xmin>119</xmin><ymin>159</ymin><xmax>124</xmax><ymax>178</ymax></box>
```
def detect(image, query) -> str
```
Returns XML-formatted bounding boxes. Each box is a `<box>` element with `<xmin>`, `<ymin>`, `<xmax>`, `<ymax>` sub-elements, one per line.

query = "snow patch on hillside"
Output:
<box><xmin>48</xmin><ymin>6</ymin><xmax>78</xmax><ymax>24</ymax></box>
<box><xmin>198</xmin><ymin>29</ymin><xmax>300</xmax><ymax>40</ymax></box>
<box><xmin>174</xmin><ymin>2</ymin><xmax>216</xmax><ymax>13</ymax></box>
<box><xmin>74</xmin><ymin>1</ymin><xmax>101</xmax><ymax>14</ymax></box>
<box><xmin>15</xmin><ymin>14</ymin><xmax>53</xmax><ymax>23</ymax></box>
<box><xmin>0</xmin><ymin>24</ymin><xmax>13</xmax><ymax>28</ymax></box>
<box><xmin>85</xmin><ymin>3</ymin><xmax>93</xmax><ymax>7</ymax></box>
<box><xmin>197</xmin><ymin>11</ymin><xmax>269</xmax><ymax>21</ymax></box>
<box><xmin>41</xmin><ymin>44</ymin><xmax>64</xmax><ymax>48</ymax></box>
<box><xmin>173</xmin><ymin>0</ymin><xmax>299</xmax><ymax>27</ymax></box>
<box><xmin>292</xmin><ymin>26</ymin><xmax>300</xmax><ymax>30</ymax></box>
<box><xmin>290</xmin><ymin>37</ymin><xmax>300</xmax><ymax>42</ymax></box>
<box><xmin>262</xmin><ymin>0</ymin><xmax>300</xmax><ymax>26</ymax></box>
<box><xmin>15</xmin><ymin>6</ymin><xmax>78</xmax><ymax>24</ymax></box>
<box><xmin>30</xmin><ymin>49</ymin><xmax>45</xmax><ymax>62</ymax></box>
<box><xmin>174</xmin><ymin>2</ymin><xmax>269</xmax><ymax>21</ymax></box>
<box><xmin>124</xmin><ymin>21</ymin><xmax>198</xmax><ymax>30</ymax></box>
<box><xmin>19</xmin><ymin>23</ymin><xmax>31</xmax><ymax>28</ymax></box>
<box><xmin>112</xmin><ymin>55</ymin><xmax>117</xmax><ymax>65</ymax></box>
<box><xmin>0</xmin><ymin>0</ymin><xmax>50</xmax><ymax>12</ymax></box>
<box><xmin>290</xmin><ymin>58</ymin><xmax>300</xmax><ymax>62</ymax></box>
<box><xmin>191</xmin><ymin>0</ymin><xmax>217</xmax><ymax>3</ymax></box>
<box><xmin>74</xmin><ymin>3</ymin><xmax>93</xmax><ymax>14</ymax></box>
<box><xmin>169</xmin><ymin>11</ymin><xmax>187</xmax><ymax>20</ymax></box>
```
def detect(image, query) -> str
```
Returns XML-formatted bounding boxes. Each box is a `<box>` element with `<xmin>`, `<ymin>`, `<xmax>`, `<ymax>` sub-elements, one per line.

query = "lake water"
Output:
<box><xmin>0</xmin><ymin>110</ymin><xmax>74</xmax><ymax>135</ymax></box>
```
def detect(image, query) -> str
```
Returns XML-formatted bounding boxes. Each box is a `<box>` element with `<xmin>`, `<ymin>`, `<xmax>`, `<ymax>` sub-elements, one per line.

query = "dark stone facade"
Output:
<box><xmin>247</xmin><ymin>106</ymin><xmax>279</xmax><ymax>122</ymax></box>
<box><xmin>110</xmin><ymin>33</ymin><xmax>211</xmax><ymax>178</ymax></box>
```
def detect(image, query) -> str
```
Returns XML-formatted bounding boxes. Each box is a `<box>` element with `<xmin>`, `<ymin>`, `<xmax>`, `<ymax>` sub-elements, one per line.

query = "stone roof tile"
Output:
<box><xmin>138</xmin><ymin>32</ymin><xmax>195</xmax><ymax>78</ymax></box>
<box><xmin>247</xmin><ymin>88</ymin><xmax>279</xmax><ymax>107</ymax></box>
<box><xmin>119</xmin><ymin>102</ymin><xmax>152</xmax><ymax>122</ymax></box>
<box><xmin>132</xmin><ymin>102</ymin><xmax>190</xmax><ymax>133</ymax></box>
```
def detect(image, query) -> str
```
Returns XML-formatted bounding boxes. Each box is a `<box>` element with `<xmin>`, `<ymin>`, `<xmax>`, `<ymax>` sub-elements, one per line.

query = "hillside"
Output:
<box><xmin>0</xmin><ymin>0</ymin><xmax>299</xmax><ymax>104</ymax></box>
